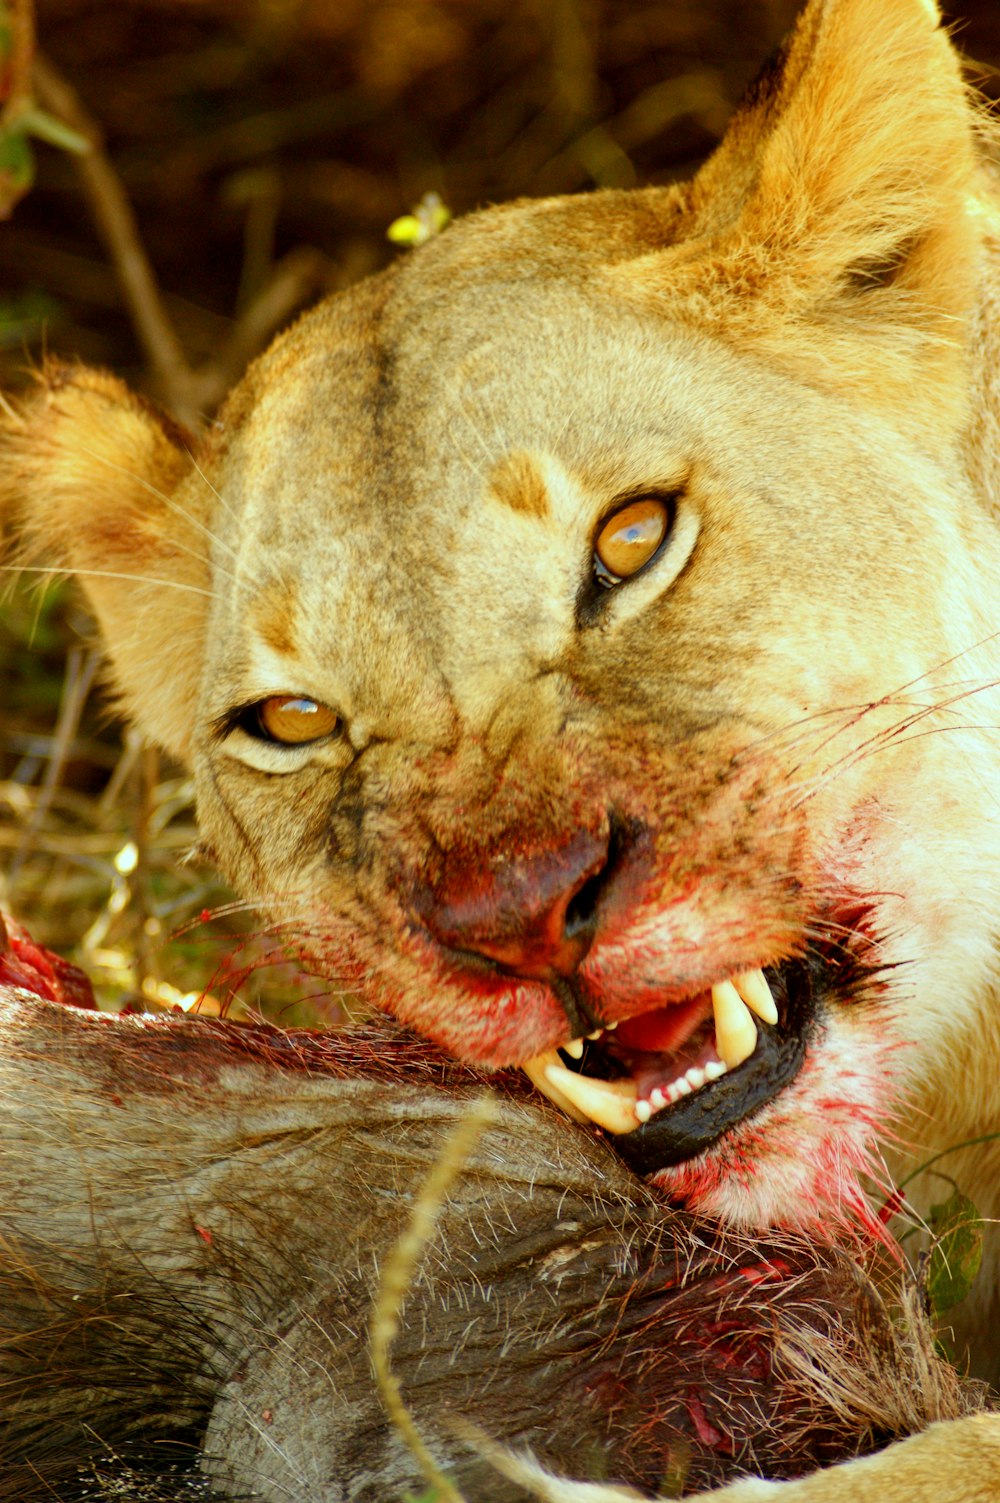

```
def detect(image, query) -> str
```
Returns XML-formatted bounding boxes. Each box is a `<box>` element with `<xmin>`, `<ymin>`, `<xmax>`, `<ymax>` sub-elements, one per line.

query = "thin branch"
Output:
<box><xmin>31</xmin><ymin>51</ymin><xmax>201</xmax><ymax>427</ymax></box>
<box><xmin>28</xmin><ymin>52</ymin><xmax>332</xmax><ymax>426</ymax></box>
<box><xmin>9</xmin><ymin>645</ymin><xmax>100</xmax><ymax>883</ymax></box>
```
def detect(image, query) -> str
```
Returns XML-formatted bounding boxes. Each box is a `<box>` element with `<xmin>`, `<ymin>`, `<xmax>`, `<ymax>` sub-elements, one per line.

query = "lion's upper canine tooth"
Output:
<box><xmin>543</xmin><ymin>1062</ymin><xmax>638</xmax><ymax>1135</ymax></box>
<box><xmin>711</xmin><ymin>980</ymin><xmax>758</xmax><ymax>1069</ymax></box>
<box><xmin>562</xmin><ymin>1038</ymin><xmax>585</xmax><ymax>1060</ymax></box>
<box><xmin>522</xmin><ymin>1051</ymin><xmax>590</xmax><ymax>1123</ymax></box>
<box><xmin>733</xmin><ymin>968</ymin><xmax>779</xmax><ymax>1026</ymax></box>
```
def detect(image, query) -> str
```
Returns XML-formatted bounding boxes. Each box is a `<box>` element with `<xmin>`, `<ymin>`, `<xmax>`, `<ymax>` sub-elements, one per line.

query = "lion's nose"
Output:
<box><xmin>420</xmin><ymin>826</ymin><xmax>611</xmax><ymax>981</ymax></box>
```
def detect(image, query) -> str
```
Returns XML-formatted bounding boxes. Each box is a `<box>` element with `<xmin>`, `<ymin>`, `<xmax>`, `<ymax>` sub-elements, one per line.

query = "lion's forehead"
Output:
<box><xmin>194</xmin><ymin>223</ymin><xmax>984</xmax><ymax>750</ymax></box>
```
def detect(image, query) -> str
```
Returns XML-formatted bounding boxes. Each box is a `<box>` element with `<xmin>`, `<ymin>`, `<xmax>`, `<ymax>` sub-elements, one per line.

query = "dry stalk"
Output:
<box><xmin>8</xmin><ymin>643</ymin><xmax>99</xmax><ymax>882</ymax></box>
<box><xmin>29</xmin><ymin>51</ymin><xmax>333</xmax><ymax>427</ymax></box>
<box><xmin>32</xmin><ymin>53</ymin><xmax>200</xmax><ymax>425</ymax></box>
<box><xmin>370</xmin><ymin>1092</ymin><xmax>499</xmax><ymax>1503</ymax></box>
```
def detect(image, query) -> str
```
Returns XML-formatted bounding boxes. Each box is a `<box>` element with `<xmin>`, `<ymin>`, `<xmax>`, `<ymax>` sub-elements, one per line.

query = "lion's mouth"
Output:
<box><xmin>522</xmin><ymin>959</ymin><xmax>816</xmax><ymax>1173</ymax></box>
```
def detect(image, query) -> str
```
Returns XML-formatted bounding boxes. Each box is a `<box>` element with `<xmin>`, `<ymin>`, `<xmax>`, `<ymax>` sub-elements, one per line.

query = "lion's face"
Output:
<box><xmin>8</xmin><ymin>0</ymin><xmax>1000</xmax><ymax>1234</ymax></box>
<box><xmin>185</xmin><ymin>247</ymin><xmax>1000</xmax><ymax>1230</ymax></box>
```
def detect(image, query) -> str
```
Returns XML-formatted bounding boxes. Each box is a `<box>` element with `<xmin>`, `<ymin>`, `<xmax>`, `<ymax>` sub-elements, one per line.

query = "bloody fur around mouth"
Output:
<box><xmin>525</xmin><ymin>939</ymin><xmax>884</xmax><ymax>1179</ymax></box>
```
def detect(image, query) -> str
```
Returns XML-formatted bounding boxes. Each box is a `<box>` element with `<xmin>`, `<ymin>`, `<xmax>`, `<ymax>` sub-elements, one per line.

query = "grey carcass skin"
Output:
<box><xmin>0</xmin><ymin>990</ymin><xmax>981</xmax><ymax>1503</ymax></box>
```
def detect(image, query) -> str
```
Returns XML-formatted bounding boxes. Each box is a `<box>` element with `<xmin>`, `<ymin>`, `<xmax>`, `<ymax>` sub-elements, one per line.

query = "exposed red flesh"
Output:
<box><xmin>0</xmin><ymin>915</ymin><xmax>97</xmax><ymax>1010</ymax></box>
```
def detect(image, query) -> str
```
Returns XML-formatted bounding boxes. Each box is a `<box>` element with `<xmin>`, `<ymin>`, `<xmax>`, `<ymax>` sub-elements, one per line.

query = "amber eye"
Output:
<box><xmin>594</xmin><ymin>497</ymin><xmax>672</xmax><ymax>584</ymax></box>
<box><xmin>253</xmin><ymin>695</ymin><xmax>341</xmax><ymax>745</ymax></box>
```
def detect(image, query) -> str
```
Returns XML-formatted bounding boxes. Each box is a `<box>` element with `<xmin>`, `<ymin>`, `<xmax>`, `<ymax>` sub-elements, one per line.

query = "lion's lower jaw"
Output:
<box><xmin>288</xmin><ymin>888</ymin><xmax>989</xmax><ymax>1248</ymax></box>
<box><xmin>650</xmin><ymin>1023</ymin><xmax>897</xmax><ymax>1239</ymax></box>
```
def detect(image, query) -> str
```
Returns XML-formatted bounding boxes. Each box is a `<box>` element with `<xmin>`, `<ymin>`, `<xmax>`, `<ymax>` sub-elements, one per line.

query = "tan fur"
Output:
<box><xmin>1</xmin><ymin>363</ymin><xmax>208</xmax><ymax>760</ymax></box>
<box><xmin>503</xmin><ymin>1415</ymin><xmax>1000</xmax><ymax>1502</ymax></box>
<box><xmin>489</xmin><ymin>450</ymin><xmax>552</xmax><ymax>520</ymax></box>
<box><xmin>3</xmin><ymin>0</ymin><xmax>1000</xmax><ymax>1491</ymax></box>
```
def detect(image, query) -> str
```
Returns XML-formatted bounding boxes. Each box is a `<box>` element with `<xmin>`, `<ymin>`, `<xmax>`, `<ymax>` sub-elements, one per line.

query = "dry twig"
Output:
<box><xmin>32</xmin><ymin>51</ymin><xmax>201</xmax><ymax>424</ymax></box>
<box><xmin>30</xmin><ymin>51</ymin><xmax>336</xmax><ymax>426</ymax></box>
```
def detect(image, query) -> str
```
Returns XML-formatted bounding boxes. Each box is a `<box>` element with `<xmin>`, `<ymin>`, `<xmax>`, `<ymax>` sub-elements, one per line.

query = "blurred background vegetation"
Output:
<box><xmin>1</xmin><ymin>0</ymin><xmax>998</xmax><ymax>1019</ymax></box>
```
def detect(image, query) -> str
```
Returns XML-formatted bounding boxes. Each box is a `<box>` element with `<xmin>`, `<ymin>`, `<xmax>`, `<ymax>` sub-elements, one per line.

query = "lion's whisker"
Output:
<box><xmin>1</xmin><ymin>562</ymin><xmax>218</xmax><ymax>599</ymax></box>
<box><xmin>78</xmin><ymin>440</ymin><xmax>241</xmax><ymax>572</ymax></box>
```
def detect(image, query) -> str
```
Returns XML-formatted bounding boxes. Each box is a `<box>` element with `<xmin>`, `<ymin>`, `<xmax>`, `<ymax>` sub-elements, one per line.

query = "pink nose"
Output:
<box><xmin>420</xmin><ymin>826</ymin><xmax>610</xmax><ymax>981</ymax></box>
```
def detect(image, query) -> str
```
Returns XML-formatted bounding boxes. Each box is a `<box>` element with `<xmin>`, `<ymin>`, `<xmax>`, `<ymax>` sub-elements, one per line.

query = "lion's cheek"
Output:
<box><xmin>652</xmin><ymin>1016</ymin><xmax>901</xmax><ymax>1239</ymax></box>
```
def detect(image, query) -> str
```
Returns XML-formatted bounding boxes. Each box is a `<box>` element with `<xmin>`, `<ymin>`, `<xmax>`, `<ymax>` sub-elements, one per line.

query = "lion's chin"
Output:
<box><xmin>521</xmin><ymin>942</ymin><xmax>879</xmax><ymax>1181</ymax></box>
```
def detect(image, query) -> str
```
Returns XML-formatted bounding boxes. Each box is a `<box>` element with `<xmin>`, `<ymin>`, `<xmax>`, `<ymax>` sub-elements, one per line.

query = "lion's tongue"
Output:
<box><xmin>613</xmin><ymin>993</ymin><xmax>712</xmax><ymax>1056</ymax></box>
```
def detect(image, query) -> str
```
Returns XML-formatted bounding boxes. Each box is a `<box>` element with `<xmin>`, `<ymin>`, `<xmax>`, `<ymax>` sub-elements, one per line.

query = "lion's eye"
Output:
<box><xmin>593</xmin><ymin>497</ymin><xmax>672</xmax><ymax>585</ymax></box>
<box><xmin>251</xmin><ymin>695</ymin><xmax>342</xmax><ymax>745</ymax></box>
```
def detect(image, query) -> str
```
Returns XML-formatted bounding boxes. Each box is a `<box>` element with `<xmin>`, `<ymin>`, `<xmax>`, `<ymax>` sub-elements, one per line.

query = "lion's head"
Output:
<box><xmin>5</xmin><ymin>0</ymin><xmax>1000</xmax><ymax>1235</ymax></box>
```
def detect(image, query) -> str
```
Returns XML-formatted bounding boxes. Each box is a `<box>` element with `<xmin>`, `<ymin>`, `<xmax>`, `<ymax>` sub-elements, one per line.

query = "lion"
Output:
<box><xmin>3</xmin><ymin>0</ymin><xmax>1000</xmax><ymax>1472</ymax></box>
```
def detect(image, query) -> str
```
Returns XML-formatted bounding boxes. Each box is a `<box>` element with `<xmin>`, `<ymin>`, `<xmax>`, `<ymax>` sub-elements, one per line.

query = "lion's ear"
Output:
<box><xmin>631</xmin><ymin>0</ymin><xmax>984</xmax><ymax>438</ymax></box>
<box><xmin>1</xmin><ymin>364</ymin><xmax>208</xmax><ymax>764</ymax></box>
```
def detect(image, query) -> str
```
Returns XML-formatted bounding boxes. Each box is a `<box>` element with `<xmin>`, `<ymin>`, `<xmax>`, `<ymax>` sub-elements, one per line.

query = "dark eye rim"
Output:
<box><xmin>591</xmin><ymin>490</ymin><xmax>677</xmax><ymax>590</ymax></box>
<box><xmin>215</xmin><ymin>695</ymin><xmax>343</xmax><ymax>746</ymax></box>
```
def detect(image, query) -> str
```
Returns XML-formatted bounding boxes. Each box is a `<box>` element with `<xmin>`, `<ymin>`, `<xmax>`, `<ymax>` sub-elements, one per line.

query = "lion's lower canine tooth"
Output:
<box><xmin>712</xmin><ymin>980</ymin><xmax>758</xmax><ymax>1068</ymax></box>
<box><xmin>522</xmin><ymin>1052</ymin><xmax>589</xmax><ymax>1123</ymax></box>
<box><xmin>543</xmin><ymin>1062</ymin><xmax>638</xmax><ymax>1135</ymax></box>
<box><xmin>734</xmin><ymin>968</ymin><xmax>779</xmax><ymax>1025</ymax></box>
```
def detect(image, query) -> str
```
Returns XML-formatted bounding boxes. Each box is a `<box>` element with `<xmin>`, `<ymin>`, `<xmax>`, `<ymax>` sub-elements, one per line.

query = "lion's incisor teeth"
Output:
<box><xmin>711</xmin><ymin>980</ymin><xmax>758</xmax><ymax>1069</ymax></box>
<box><xmin>522</xmin><ymin>1051</ymin><xmax>590</xmax><ymax>1123</ymax></box>
<box><xmin>562</xmin><ymin>1038</ymin><xmax>585</xmax><ymax>1060</ymax></box>
<box><xmin>733</xmin><ymin>968</ymin><xmax>778</xmax><ymax>1025</ymax></box>
<box><xmin>543</xmin><ymin>1062</ymin><xmax>639</xmax><ymax>1135</ymax></box>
